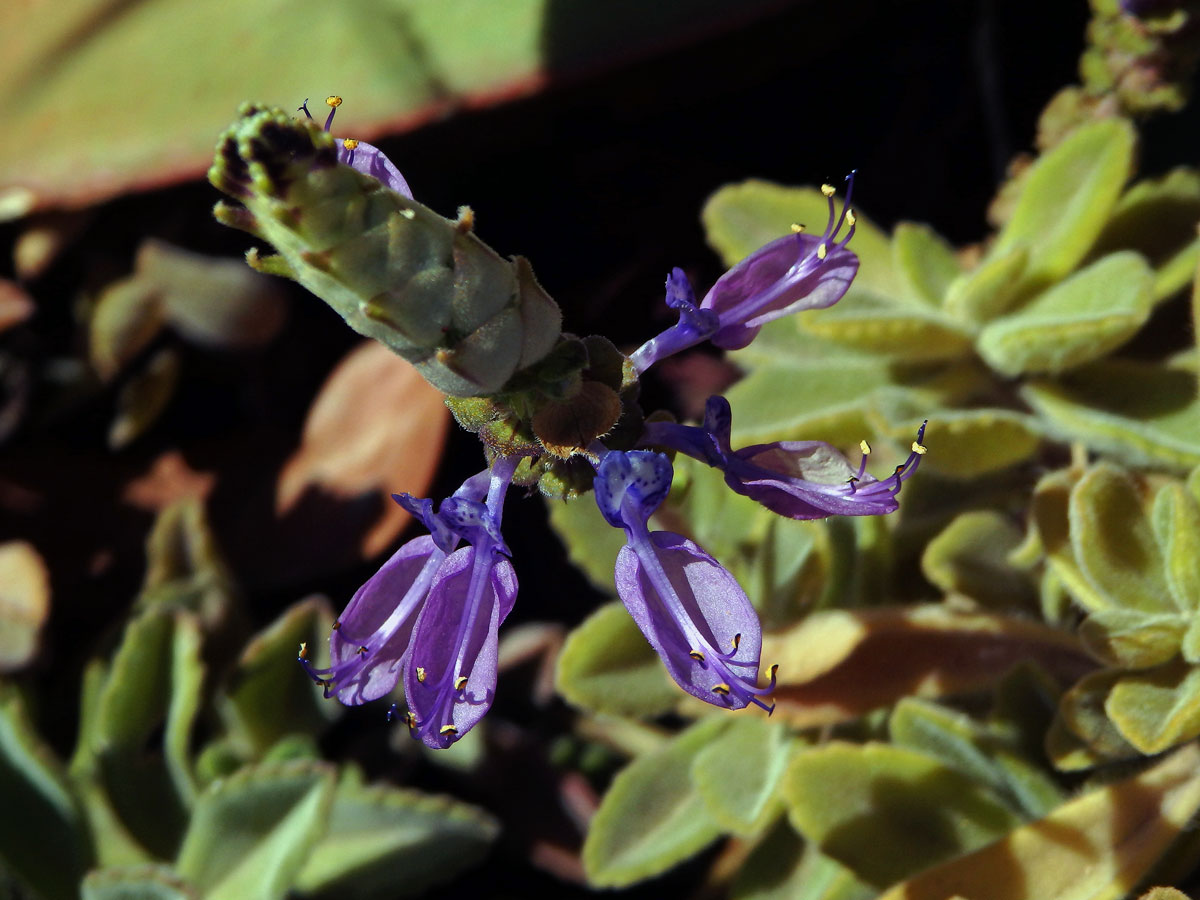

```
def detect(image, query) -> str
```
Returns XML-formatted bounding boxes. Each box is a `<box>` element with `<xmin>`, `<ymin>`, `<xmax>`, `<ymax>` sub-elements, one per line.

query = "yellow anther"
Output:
<box><xmin>689</xmin><ymin>650</ymin><xmax>705</xmax><ymax>662</ymax></box>
<box><xmin>416</xmin><ymin>666</ymin><xmax>426</xmax><ymax>683</ymax></box>
<box><xmin>731</xmin><ymin>633</ymin><xmax>741</xmax><ymax>650</ymax></box>
<box><xmin>912</xmin><ymin>441</ymin><xmax>928</xmax><ymax>455</ymax></box>
<box><xmin>845</xmin><ymin>209</ymin><xmax>857</xmax><ymax>226</ymax></box>
<box><xmin>439</xmin><ymin>725</ymin><xmax>458</xmax><ymax>736</ymax></box>
<box><xmin>326</xmin><ymin>96</ymin><xmax>342</xmax><ymax>108</ymax></box>
<box><xmin>455</xmin><ymin>206</ymin><xmax>475</xmax><ymax>233</ymax></box>
<box><xmin>816</xmin><ymin>243</ymin><xmax>828</xmax><ymax>260</ymax></box>
<box><xmin>860</xmin><ymin>439</ymin><xmax>871</xmax><ymax>455</ymax></box>
<box><xmin>298</xmin><ymin>642</ymin><xmax>308</xmax><ymax>658</ymax></box>
<box><xmin>768</xmin><ymin>664</ymin><xmax>779</xmax><ymax>679</ymax></box>
<box><xmin>712</xmin><ymin>683</ymin><xmax>731</xmax><ymax>696</ymax></box>
<box><xmin>404</xmin><ymin>711</ymin><xmax>416</xmax><ymax>729</ymax></box>
<box><xmin>821</xmin><ymin>183</ymin><xmax>836</xmax><ymax>197</ymax></box>
<box><xmin>790</xmin><ymin>223</ymin><xmax>806</xmax><ymax>233</ymax></box>
<box><xmin>342</xmin><ymin>138</ymin><xmax>359</xmax><ymax>150</ymax></box>
<box><xmin>435</xmin><ymin>348</ymin><xmax>452</xmax><ymax>364</ymax></box>
<box><xmin>400</xmin><ymin>208</ymin><xmax>416</xmax><ymax>220</ymax></box>
<box><xmin>454</xmin><ymin>676</ymin><xmax>468</xmax><ymax>690</ymax></box>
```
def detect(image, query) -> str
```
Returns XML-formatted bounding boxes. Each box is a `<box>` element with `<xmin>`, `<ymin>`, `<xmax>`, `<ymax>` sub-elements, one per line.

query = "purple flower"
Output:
<box><xmin>594</xmin><ymin>450</ymin><xmax>776</xmax><ymax>712</ymax></box>
<box><xmin>644</xmin><ymin>395</ymin><xmax>928</xmax><ymax>519</ymax></box>
<box><xmin>299</xmin><ymin>96</ymin><xmax>413</xmax><ymax>199</ymax></box>
<box><xmin>629</xmin><ymin>176</ymin><xmax>860</xmax><ymax>372</ymax></box>
<box><xmin>300</xmin><ymin>457</ymin><xmax>518</xmax><ymax>748</ymax></box>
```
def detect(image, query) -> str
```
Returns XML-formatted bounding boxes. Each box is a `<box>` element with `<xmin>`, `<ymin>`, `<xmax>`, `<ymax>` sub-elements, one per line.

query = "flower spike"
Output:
<box><xmin>299</xmin><ymin>96</ymin><xmax>413</xmax><ymax>198</ymax></box>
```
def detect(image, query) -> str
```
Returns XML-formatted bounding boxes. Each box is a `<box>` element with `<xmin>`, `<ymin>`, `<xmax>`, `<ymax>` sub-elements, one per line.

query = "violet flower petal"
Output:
<box><xmin>403</xmin><ymin>545</ymin><xmax>519</xmax><ymax>748</ymax></box>
<box><xmin>337</xmin><ymin>139</ymin><xmax>414</xmax><ymax>199</ymax></box>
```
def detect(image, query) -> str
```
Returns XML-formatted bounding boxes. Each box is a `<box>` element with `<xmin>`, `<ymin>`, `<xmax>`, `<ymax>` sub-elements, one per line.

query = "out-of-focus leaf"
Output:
<box><xmin>800</xmin><ymin>288</ymin><xmax>976</xmax><ymax>361</ymax></box>
<box><xmin>555</xmin><ymin>601</ymin><xmax>679</xmax><ymax>718</ymax></box>
<box><xmin>140</xmin><ymin>240</ymin><xmax>286</xmax><ymax>347</ymax></box>
<box><xmin>0</xmin><ymin>279</ymin><xmax>34</xmax><ymax>333</ymax></box>
<box><xmin>82</xmin><ymin>865</ymin><xmax>199</xmax><ymax>900</ymax></box>
<box><xmin>1031</xmin><ymin>466</ymin><xmax>1113</xmax><ymax>612</ymax></box>
<box><xmin>1049</xmin><ymin>668</ymin><xmax>1140</xmax><ymax>769</ymax></box>
<box><xmin>122</xmin><ymin>451</ymin><xmax>216</xmax><ymax>513</ymax></box>
<box><xmin>0</xmin><ymin>540</ymin><xmax>49</xmax><ymax>672</ymax></box>
<box><xmin>0</xmin><ymin>684</ymin><xmax>91</xmax><ymax>899</ymax></box>
<box><xmin>702</xmin><ymin>181</ymin><xmax>901</xmax><ymax>297</ymax></box>
<box><xmin>90</xmin><ymin>276</ymin><xmax>164</xmax><ymax>381</ymax></box>
<box><xmin>1139</xmin><ymin>889</ymin><xmax>1194</xmax><ymax>900</ymax></box>
<box><xmin>977</xmin><ymin>252</ymin><xmax>1154</xmax><ymax>376</ymax></box>
<box><xmin>763</xmin><ymin>605</ymin><xmax>1094</xmax><ymax>729</ymax></box>
<box><xmin>944</xmin><ymin>246</ymin><xmax>1029</xmax><ymax>323</ymax></box>
<box><xmin>139</xmin><ymin>497</ymin><xmax>236</xmax><ymax>630</ymax></box>
<box><xmin>921</xmin><ymin>511</ymin><xmax>1037</xmax><ymax>609</ymax></box>
<box><xmin>893</xmin><ymin>222</ymin><xmax>961</xmax><ymax>307</ymax></box>
<box><xmin>1022</xmin><ymin>360</ymin><xmax>1200</xmax><ymax>472</ymax></box>
<box><xmin>731</xmin><ymin>822</ymin><xmax>875</xmax><ymax>900</ymax></box>
<box><xmin>781</xmin><ymin>741</ymin><xmax>1022</xmax><ymax>887</ymax></box>
<box><xmin>583</xmin><ymin>717</ymin><xmax>727</xmax><ymax>888</ymax></box>
<box><xmin>109</xmin><ymin>348</ymin><xmax>181</xmax><ymax>449</ymax></box>
<box><xmin>871</xmin><ymin>402</ymin><xmax>1042</xmax><ymax>479</ymax></box>
<box><xmin>1078</xmin><ymin>608</ymin><xmax>1186</xmax><ymax>669</ymax></box>
<box><xmin>1106</xmin><ymin>659</ymin><xmax>1200</xmax><ymax>754</ymax></box>
<box><xmin>175</xmin><ymin>761</ymin><xmax>335</xmax><ymax>900</ymax></box>
<box><xmin>692</xmin><ymin>718</ymin><xmax>795</xmax><ymax>836</ymax></box>
<box><xmin>276</xmin><ymin>340</ymin><xmax>448</xmax><ymax>561</ymax></box>
<box><xmin>1071</xmin><ymin>463</ymin><xmax>1170</xmax><ymax>613</ymax></box>
<box><xmin>875</xmin><ymin>742</ymin><xmax>1200</xmax><ymax>900</ymax></box>
<box><xmin>1090</xmin><ymin>167</ymin><xmax>1200</xmax><ymax>303</ymax></box>
<box><xmin>218</xmin><ymin>597</ymin><xmax>339</xmax><ymax>759</ymax></box>
<box><xmin>293</xmin><ymin>770</ymin><xmax>498</xmax><ymax>899</ymax></box>
<box><xmin>987</xmin><ymin>118</ymin><xmax>1135</xmax><ymax>294</ymax></box>
<box><xmin>546</xmin><ymin>493</ymin><xmax>628</xmax><ymax>591</ymax></box>
<box><xmin>0</xmin><ymin>0</ymin><xmax>789</xmax><ymax>215</ymax></box>
<box><xmin>889</xmin><ymin>698</ymin><xmax>1064</xmax><ymax>819</ymax></box>
<box><xmin>1154</xmin><ymin>484</ymin><xmax>1200</xmax><ymax>614</ymax></box>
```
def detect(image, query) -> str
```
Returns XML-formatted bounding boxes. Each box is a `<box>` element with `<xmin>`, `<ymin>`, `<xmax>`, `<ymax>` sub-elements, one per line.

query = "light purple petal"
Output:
<box><xmin>593</xmin><ymin>450</ymin><xmax>674</xmax><ymax>529</ymax></box>
<box><xmin>403</xmin><ymin>546</ymin><xmax>518</xmax><ymax>748</ymax></box>
<box><xmin>702</xmin><ymin>234</ymin><xmax>858</xmax><ymax>350</ymax></box>
<box><xmin>316</xmin><ymin>535</ymin><xmax>443</xmax><ymax>705</ymax></box>
<box><xmin>615</xmin><ymin>532</ymin><xmax>771</xmax><ymax>711</ymax></box>
<box><xmin>338</xmin><ymin>139</ymin><xmax>413</xmax><ymax>199</ymax></box>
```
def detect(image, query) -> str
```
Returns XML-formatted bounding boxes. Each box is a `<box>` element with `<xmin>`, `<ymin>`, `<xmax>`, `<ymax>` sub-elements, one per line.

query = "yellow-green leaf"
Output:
<box><xmin>921</xmin><ymin>511</ymin><xmax>1037</xmax><ymax>609</ymax></box>
<box><xmin>1107</xmin><ymin>659</ymin><xmax>1200</xmax><ymax>755</ymax></box>
<box><xmin>893</xmin><ymin>222</ymin><xmax>962</xmax><ymax>307</ymax></box>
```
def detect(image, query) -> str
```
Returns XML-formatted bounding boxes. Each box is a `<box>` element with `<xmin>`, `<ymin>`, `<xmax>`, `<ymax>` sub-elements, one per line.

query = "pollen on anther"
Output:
<box><xmin>342</xmin><ymin>138</ymin><xmax>359</xmax><ymax>150</ymax></box>
<box><xmin>817</xmin><ymin>243</ymin><xmax>828</xmax><ymax>260</ymax></box>
<box><xmin>326</xmin><ymin>96</ymin><xmax>342</xmax><ymax>108</ymax></box>
<box><xmin>912</xmin><ymin>441</ymin><xmax>928</xmax><ymax>455</ymax></box>
<box><xmin>439</xmin><ymin>725</ymin><xmax>458</xmax><ymax>736</ymax></box>
<box><xmin>712</xmin><ymin>683</ymin><xmax>731</xmax><ymax>696</ymax></box>
<box><xmin>416</xmin><ymin>666</ymin><xmax>427</xmax><ymax>683</ymax></box>
<box><xmin>846</xmin><ymin>209</ymin><xmax>858</xmax><ymax>226</ymax></box>
<box><xmin>821</xmin><ymin>183</ymin><xmax>836</xmax><ymax>197</ymax></box>
<box><xmin>731</xmin><ymin>633</ymin><xmax>742</xmax><ymax>650</ymax></box>
<box><xmin>859</xmin><ymin>439</ymin><xmax>872</xmax><ymax>455</ymax></box>
<box><xmin>454</xmin><ymin>676</ymin><xmax>468</xmax><ymax>690</ymax></box>
<box><xmin>400</xmin><ymin>209</ymin><xmax>416</xmax><ymax>220</ymax></box>
<box><xmin>790</xmin><ymin>223</ymin><xmax>806</xmax><ymax>233</ymax></box>
<box><xmin>404</xmin><ymin>711</ymin><xmax>416</xmax><ymax>729</ymax></box>
<box><xmin>689</xmin><ymin>650</ymin><xmax>705</xmax><ymax>662</ymax></box>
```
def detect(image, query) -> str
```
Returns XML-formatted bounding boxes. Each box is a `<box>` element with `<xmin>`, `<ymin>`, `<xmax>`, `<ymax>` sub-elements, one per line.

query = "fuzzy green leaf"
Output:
<box><xmin>583</xmin><ymin>717</ymin><xmax>728</xmax><ymax>887</ymax></box>
<box><xmin>920</xmin><ymin>511</ymin><xmax>1037</xmax><ymax>609</ymax></box>
<box><xmin>731</xmin><ymin>822</ymin><xmax>875</xmax><ymax>900</ymax></box>
<box><xmin>800</xmin><ymin>288</ymin><xmax>976</xmax><ymax>361</ymax></box>
<box><xmin>82</xmin><ymin>865</ymin><xmax>198</xmax><ymax>900</ymax></box>
<box><xmin>1077</xmin><ymin>608</ymin><xmax>1186</xmax><ymax>669</ymax></box>
<box><xmin>555</xmin><ymin>601</ymin><xmax>679</xmax><ymax>718</ymax></box>
<box><xmin>781</xmin><ymin>741</ymin><xmax>1022</xmax><ymax>887</ymax></box>
<box><xmin>977</xmin><ymin>252</ymin><xmax>1154</xmax><ymax>376</ymax></box>
<box><xmin>988</xmin><ymin>118</ymin><xmax>1135</xmax><ymax>294</ymax></box>
<box><xmin>293</xmin><ymin>771</ymin><xmax>498</xmax><ymax>899</ymax></box>
<box><xmin>1153</xmin><ymin>484</ymin><xmax>1200</xmax><ymax>614</ymax></box>
<box><xmin>893</xmin><ymin>222</ymin><xmax>962</xmax><ymax>307</ymax></box>
<box><xmin>943</xmin><ymin>246</ymin><xmax>1029</xmax><ymax>323</ymax></box>
<box><xmin>175</xmin><ymin>761</ymin><xmax>335</xmax><ymax>900</ymax></box>
<box><xmin>545</xmin><ymin>495</ymin><xmax>628</xmax><ymax>592</ymax></box>
<box><xmin>691</xmin><ymin>718</ymin><xmax>795</xmax><ymax>836</ymax></box>
<box><xmin>1107</xmin><ymin>659</ymin><xmax>1200</xmax><ymax>755</ymax></box>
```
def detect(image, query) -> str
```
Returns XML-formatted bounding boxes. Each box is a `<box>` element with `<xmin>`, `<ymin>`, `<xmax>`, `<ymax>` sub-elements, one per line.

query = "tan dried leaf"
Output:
<box><xmin>0</xmin><ymin>540</ymin><xmax>50</xmax><ymax>672</ymax></box>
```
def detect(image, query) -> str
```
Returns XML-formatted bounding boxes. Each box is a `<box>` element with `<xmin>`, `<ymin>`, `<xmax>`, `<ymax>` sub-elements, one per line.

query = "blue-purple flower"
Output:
<box><xmin>594</xmin><ymin>450</ymin><xmax>776</xmax><ymax>711</ymax></box>
<box><xmin>644</xmin><ymin>395</ymin><xmax>928</xmax><ymax>519</ymax></box>
<box><xmin>300</xmin><ymin>96</ymin><xmax>413</xmax><ymax>199</ymax></box>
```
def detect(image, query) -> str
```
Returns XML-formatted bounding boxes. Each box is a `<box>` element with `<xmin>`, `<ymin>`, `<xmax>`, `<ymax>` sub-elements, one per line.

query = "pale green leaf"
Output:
<box><xmin>876</xmin><ymin>743</ymin><xmax>1200</xmax><ymax>900</ymax></box>
<box><xmin>82</xmin><ymin>865</ymin><xmax>199</xmax><ymax>900</ymax></box>
<box><xmin>545</xmin><ymin>494</ymin><xmax>627</xmax><ymax>592</ymax></box>
<box><xmin>0</xmin><ymin>684</ymin><xmax>91</xmax><ymax>899</ymax></box>
<box><xmin>920</xmin><ymin>511</ymin><xmax>1037</xmax><ymax>609</ymax></box>
<box><xmin>294</xmin><ymin>772</ymin><xmax>498</xmax><ymax>899</ymax></box>
<box><xmin>175</xmin><ymin>761</ymin><xmax>335</xmax><ymax>900</ymax></box>
<box><xmin>583</xmin><ymin>716</ymin><xmax>728</xmax><ymax>887</ymax></box>
<box><xmin>976</xmin><ymin>252</ymin><xmax>1154</xmax><ymax>376</ymax></box>
<box><xmin>1107</xmin><ymin>659</ymin><xmax>1200</xmax><ymax>755</ymax></box>
<box><xmin>781</xmin><ymin>741</ymin><xmax>1022</xmax><ymax>887</ymax></box>
<box><xmin>944</xmin><ymin>246</ymin><xmax>1029</xmax><ymax>323</ymax></box>
<box><xmin>1153</xmin><ymin>484</ymin><xmax>1200</xmax><ymax>614</ymax></box>
<box><xmin>1077</xmin><ymin>608</ymin><xmax>1186</xmax><ymax>669</ymax></box>
<box><xmin>988</xmin><ymin>118</ymin><xmax>1136</xmax><ymax>294</ymax></box>
<box><xmin>872</xmin><ymin>402</ymin><xmax>1042</xmax><ymax>479</ymax></box>
<box><xmin>0</xmin><ymin>540</ymin><xmax>50</xmax><ymax>673</ymax></box>
<box><xmin>893</xmin><ymin>221</ymin><xmax>962</xmax><ymax>307</ymax></box>
<box><xmin>731</xmin><ymin>823</ymin><xmax>875</xmax><ymax>900</ymax></box>
<box><xmin>555</xmin><ymin>601</ymin><xmax>679</xmax><ymax>718</ymax></box>
<box><xmin>1050</xmin><ymin>669</ymin><xmax>1141</xmax><ymax>768</ymax></box>
<box><xmin>800</xmin><ymin>287</ymin><xmax>976</xmax><ymax>361</ymax></box>
<box><xmin>691</xmin><ymin>718</ymin><xmax>795</xmax><ymax>836</ymax></box>
<box><xmin>1022</xmin><ymin>360</ymin><xmax>1200</xmax><ymax>472</ymax></box>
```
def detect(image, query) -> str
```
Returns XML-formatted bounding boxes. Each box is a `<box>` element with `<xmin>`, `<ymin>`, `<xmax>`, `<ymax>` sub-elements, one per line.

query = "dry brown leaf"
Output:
<box><xmin>0</xmin><ymin>540</ymin><xmax>50</xmax><ymax>672</ymax></box>
<box><xmin>763</xmin><ymin>604</ymin><xmax>1096</xmax><ymax>729</ymax></box>
<box><xmin>122</xmin><ymin>450</ymin><xmax>216</xmax><ymax>511</ymax></box>
<box><xmin>0</xmin><ymin>279</ymin><xmax>34</xmax><ymax>333</ymax></box>
<box><xmin>277</xmin><ymin>341</ymin><xmax>449</xmax><ymax>557</ymax></box>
